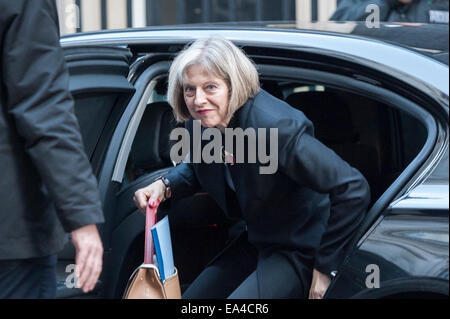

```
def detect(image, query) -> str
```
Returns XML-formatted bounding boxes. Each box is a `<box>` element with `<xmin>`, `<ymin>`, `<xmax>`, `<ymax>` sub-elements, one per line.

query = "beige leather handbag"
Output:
<box><xmin>123</xmin><ymin>203</ymin><xmax>181</xmax><ymax>299</ymax></box>
<box><xmin>123</xmin><ymin>264</ymin><xmax>181</xmax><ymax>299</ymax></box>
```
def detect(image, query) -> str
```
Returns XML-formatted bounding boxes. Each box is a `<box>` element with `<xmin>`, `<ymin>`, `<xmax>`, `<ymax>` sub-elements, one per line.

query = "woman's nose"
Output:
<box><xmin>194</xmin><ymin>89</ymin><xmax>207</xmax><ymax>105</ymax></box>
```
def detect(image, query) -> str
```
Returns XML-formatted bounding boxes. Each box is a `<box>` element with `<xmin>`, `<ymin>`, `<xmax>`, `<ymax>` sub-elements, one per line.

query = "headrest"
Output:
<box><xmin>130</xmin><ymin>101</ymin><xmax>179</xmax><ymax>171</ymax></box>
<box><xmin>285</xmin><ymin>91</ymin><xmax>357</xmax><ymax>144</ymax></box>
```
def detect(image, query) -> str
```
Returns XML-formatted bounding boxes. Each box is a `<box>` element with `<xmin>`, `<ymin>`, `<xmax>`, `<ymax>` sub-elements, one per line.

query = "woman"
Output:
<box><xmin>134</xmin><ymin>36</ymin><xmax>370</xmax><ymax>299</ymax></box>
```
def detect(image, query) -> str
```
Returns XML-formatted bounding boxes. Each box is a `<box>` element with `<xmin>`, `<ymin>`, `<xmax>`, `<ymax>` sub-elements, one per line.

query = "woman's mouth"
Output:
<box><xmin>197</xmin><ymin>109</ymin><xmax>213</xmax><ymax>115</ymax></box>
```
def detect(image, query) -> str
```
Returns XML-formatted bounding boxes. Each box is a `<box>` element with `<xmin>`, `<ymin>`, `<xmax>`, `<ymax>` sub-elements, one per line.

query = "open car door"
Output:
<box><xmin>56</xmin><ymin>45</ymin><xmax>135</xmax><ymax>298</ymax></box>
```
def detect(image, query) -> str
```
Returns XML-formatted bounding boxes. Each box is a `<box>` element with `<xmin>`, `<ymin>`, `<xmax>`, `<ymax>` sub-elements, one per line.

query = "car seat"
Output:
<box><xmin>285</xmin><ymin>91</ymin><xmax>380</xmax><ymax>202</ymax></box>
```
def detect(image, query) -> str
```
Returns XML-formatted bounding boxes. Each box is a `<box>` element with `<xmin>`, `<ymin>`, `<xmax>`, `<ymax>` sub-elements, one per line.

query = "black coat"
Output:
<box><xmin>0</xmin><ymin>0</ymin><xmax>104</xmax><ymax>259</ymax></box>
<box><xmin>165</xmin><ymin>89</ymin><xmax>371</xmax><ymax>294</ymax></box>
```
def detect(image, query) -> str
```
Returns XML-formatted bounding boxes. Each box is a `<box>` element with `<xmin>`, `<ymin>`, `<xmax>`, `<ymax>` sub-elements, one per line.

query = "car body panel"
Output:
<box><xmin>61</xmin><ymin>21</ymin><xmax>449</xmax><ymax>60</ymax></box>
<box><xmin>61</xmin><ymin>25</ymin><xmax>449</xmax><ymax>98</ymax></box>
<box><xmin>326</xmin><ymin>212</ymin><xmax>449</xmax><ymax>298</ymax></box>
<box><xmin>391</xmin><ymin>184</ymin><xmax>449</xmax><ymax>211</ymax></box>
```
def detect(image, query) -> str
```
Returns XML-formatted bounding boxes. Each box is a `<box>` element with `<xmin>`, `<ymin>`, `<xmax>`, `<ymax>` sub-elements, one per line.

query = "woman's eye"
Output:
<box><xmin>206</xmin><ymin>84</ymin><xmax>216</xmax><ymax>90</ymax></box>
<box><xmin>184</xmin><ymin>87</ymin><xmax>195</xmax><ymax>94</ymax></box>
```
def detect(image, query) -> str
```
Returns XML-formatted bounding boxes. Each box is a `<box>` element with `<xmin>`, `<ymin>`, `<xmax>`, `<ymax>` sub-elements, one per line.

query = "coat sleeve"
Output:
<box><xmin>330</xmin><ymin>0</ymin><xmax>398</xmax><ymax>21</ymax></box>
<box><xmin>163</xmin><ymin>118</ymin><xmax>203</xmax><ymax>200</ymax></box>
<box><xmin>164</xmin><ymin>157</ymin><xmax>202</xmax><ymax>201</ymax></box>
<box><xmin>277</xmin><ymin>118</ymin><xmax>371</xmax><ymax>275</ymax></box>
<box><xmin>2</xmin><ymin>0</ymin><xmax>104</xmax><ymax>232</ymax></box>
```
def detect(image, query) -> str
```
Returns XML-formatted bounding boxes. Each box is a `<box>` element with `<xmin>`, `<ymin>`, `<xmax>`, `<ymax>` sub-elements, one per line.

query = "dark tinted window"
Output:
<box><xmin>397</xmin><ymin>111</ymin><xmax>428</xmax><ymax>167</ymax></box>
<box><xmin>72</xmin><ymin>93</ymin><xmax>120</xmax><ymax>159</ymax></box>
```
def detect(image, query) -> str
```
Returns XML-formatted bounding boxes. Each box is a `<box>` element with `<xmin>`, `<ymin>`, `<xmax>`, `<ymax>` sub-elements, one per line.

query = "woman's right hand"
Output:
<box><xmin>133</xmin><ymin>180</ymin><xmax>165</xmax><ymax>214</ymax></box>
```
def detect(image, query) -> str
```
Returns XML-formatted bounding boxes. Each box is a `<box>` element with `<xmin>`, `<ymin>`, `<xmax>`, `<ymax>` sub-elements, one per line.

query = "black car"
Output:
<box><xmin>57</xmin><ymin>21</ymin><xmax>449</xmax><ymax>299</ymax></box>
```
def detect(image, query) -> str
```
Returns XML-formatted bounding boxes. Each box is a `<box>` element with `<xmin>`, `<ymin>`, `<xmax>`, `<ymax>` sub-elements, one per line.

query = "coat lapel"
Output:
<box><xmin>192</xmin><ymin>95</ymin><xmax>255</xmax><ymax>216</ymax></box>
<box><xmin>193</xmin><ymin>123</ymin><xmax>228</xmax><ymax>213</ymax></box>
<box><xmin>197</xmin><ymin>160</ymin><xmax>228</xmax><ymax>213</ymax></box>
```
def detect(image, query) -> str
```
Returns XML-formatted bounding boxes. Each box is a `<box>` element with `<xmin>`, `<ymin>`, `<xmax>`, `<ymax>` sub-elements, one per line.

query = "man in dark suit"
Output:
<box><xmin>0</xmin><ymin>0</ymin><xmax>104</xmax><ymax>298</ymax></box>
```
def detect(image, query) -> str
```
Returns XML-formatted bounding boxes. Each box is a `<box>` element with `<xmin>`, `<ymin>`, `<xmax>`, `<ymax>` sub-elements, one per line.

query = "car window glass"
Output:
<box><xmin>281</xmin><ymin>84</ymin><xmax>325</xmax><ymax>99</ymax></box>
<box><xmin>123</xmin><ymin>79</ymin><xmax>179</xmax><ymax>186</ymax></box>
<box><xmin>73</xmin><ymin>92</ymin><xmax>121</xmax><ymax>159</ymax></box>
<box><xmin>397</xmin><ymin>111</ymin><xmax>427</xmax><ymax>167</ymax></box>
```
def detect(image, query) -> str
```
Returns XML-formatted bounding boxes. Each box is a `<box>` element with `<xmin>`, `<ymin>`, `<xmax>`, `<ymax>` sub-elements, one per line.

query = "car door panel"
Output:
<box><xmin>56</xmin><ymin>45</ymin><xmax>135</xmax><ymax>298</ymax></box>
<box><xmin>326</xmin><ymin>213</ymin><xmax>449</xmax><ymax>298</ymax></box>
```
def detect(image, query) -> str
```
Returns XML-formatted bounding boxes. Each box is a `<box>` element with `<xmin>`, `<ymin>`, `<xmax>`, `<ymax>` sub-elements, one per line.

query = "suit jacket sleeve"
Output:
<box><xmin>164</xmin><ymin>157</ymin><xmax>202</xmax><ymax>201</ymax></box>
<box><xmin>330</xmin><ymin>0</ymin><xmax>397</xmax><ymax>21</ymax></box>
<box><xmin>2</xmin><ymin>0</ymin><xmax>104</xmax><ymax>232</ymax></box>
<box><xmin>163</xmin><ymin>118</ymin><xmax>202</xmax><ymax>200</ymax></box>
<box><xmin>277</xmin><ymin>118</ymin><xmax>371</xmax><ymax>275</ymax></box>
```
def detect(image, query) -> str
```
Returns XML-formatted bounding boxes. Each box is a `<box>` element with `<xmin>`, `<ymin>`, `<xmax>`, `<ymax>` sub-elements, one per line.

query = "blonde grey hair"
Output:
<box><xmin>167</xmin><ymin>36</ymin><xmax>260</xmax><ymax>123</ymax></box>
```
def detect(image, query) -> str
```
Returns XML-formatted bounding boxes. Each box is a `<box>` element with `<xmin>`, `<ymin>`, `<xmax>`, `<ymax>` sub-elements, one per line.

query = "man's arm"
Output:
<box><xmin>2</xmin><ymin>0</ymin><xmax>104</xmax><ymax>292</ymax></box>
<box><xmin>3</xmin><ymin>0</ymin><xmax>104</xmax><ymax>231</ymax></box>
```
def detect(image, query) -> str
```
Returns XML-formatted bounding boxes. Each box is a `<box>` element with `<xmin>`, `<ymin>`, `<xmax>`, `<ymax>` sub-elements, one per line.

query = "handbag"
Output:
<box><xmin>123</xmin><ymin>203</ymin><xmax>181</xmax><ymax>299</ymax></box>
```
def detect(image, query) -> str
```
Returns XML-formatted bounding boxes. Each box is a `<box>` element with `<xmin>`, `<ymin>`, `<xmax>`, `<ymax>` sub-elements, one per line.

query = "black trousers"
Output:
<box><xmin>0</xmin><ymin>254</ymin><xmax>57</xmax><ymax>299</ymax></box>
<box><xmin>182</xmin><ymin>232</ymin><xmax>308</xmax><ymax>299</ymax></box>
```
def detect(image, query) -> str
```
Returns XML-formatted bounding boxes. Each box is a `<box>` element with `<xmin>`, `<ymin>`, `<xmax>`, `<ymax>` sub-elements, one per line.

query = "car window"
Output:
<box><xmin>397</xmin><ymin>111</ymin><xmax>427</xmax><ymax>167</ymax></box>
<box><xmin>124</xmin><ymin>80</ymin><xmax>179</xmax><ymax>185</ymax></box>
<box><xmin>148</xmin><ymin>90</ymin><xmax>168</xmax><ymax>104</ymax></box>
<box><xmin>73</xmin><ymin>92</ymin><xmax>122</xmax><ymax>159</ymax></box>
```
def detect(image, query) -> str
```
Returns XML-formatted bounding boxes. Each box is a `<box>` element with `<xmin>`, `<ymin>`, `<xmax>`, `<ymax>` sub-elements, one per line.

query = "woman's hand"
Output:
<box><xmin>133</xmin><ymin>180</ymin><xmax>165</xmax><ymax>214</ymax></box>
<box><xmin>308</xmin><ymin>268</ymin><xmax>331</xmax><ymax>299</ymax></box>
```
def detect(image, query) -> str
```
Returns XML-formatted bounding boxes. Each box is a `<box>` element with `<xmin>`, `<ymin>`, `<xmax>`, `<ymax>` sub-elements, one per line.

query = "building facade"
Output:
<box><xmin>56</xmin><ymin>0</ymin><xmax>338</xmax><ymax>35</ymax></box>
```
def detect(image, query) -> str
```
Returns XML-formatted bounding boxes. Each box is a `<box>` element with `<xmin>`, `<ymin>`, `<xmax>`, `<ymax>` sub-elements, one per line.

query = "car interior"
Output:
<box><xmin>116</xmin><ymin>75</ymin><xmax>428</xmax><ymax>295</ymax></box>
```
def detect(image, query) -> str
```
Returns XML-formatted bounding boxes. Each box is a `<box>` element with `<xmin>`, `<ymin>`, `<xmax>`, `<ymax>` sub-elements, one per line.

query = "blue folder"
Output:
<box><xmin>151</xmin><ymin>215</ymin><xmax>175</xmax><ymax>282</ymax></box>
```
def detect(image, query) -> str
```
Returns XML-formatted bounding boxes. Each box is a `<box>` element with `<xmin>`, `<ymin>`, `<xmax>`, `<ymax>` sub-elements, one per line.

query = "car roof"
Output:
<box><xmin>61</xmin><ymin>23</ymin><xmax>449</xmax><ymax>97</ymax></box>
<box><xmin>62</xmin><ymin>21</ymin><xmax>449</xmax><ymax>65</ymax></box>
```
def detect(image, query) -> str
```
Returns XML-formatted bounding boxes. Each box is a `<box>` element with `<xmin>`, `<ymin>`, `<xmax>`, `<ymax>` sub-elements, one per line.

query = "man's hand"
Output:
<box><xmin>71</xmin><ymin>224</ymin><xmax>103</xmax><ymax>293</ymax></box>
<box><xmin>309</xmin><ymin>268</ymin><xmax>331</xmax><ymax>299</ymax></box>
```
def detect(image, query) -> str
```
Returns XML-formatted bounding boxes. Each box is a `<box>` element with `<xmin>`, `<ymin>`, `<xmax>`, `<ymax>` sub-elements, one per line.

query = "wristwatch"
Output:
<box><xmin>330</xmin><ymin>270</ymin><xmax>338</xmax><ymax>279</ymax></box>
<box><xmin>154</xmin><ymin>176</ymin><xmax>171</xmax><ymax>201</ymax></box>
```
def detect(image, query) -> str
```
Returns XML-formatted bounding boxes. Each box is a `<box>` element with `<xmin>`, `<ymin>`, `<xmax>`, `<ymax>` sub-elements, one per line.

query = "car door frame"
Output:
<box><xmin>94</xmin><ymin>60</ymin><xmax>170</xmax><ymax>298</ymax></box>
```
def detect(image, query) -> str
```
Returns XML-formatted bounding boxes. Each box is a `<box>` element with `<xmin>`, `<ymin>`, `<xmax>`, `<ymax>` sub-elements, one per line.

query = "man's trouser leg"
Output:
<box><xmin>0</xmin><ymin>254</ymin><xmax>57</xmax><ymax>298</ymax></box>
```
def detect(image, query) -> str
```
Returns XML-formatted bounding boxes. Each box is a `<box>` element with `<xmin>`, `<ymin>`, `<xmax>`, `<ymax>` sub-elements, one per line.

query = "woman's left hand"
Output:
<box><xmin>308</xmin><ymin>268</ymin><xmax>331</xmax><ymax>299</ymax></box>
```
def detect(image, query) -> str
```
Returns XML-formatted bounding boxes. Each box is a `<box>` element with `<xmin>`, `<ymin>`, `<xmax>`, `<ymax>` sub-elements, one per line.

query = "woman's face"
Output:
<box><xmin>183</xmin><ymin>64</ymin><xmax>231</xmax><ymax>131</ymax></box>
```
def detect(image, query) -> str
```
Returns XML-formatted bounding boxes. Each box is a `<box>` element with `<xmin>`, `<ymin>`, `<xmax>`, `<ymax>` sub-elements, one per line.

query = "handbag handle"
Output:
<box><xmin>144</xmin><ymin>202</ymin><xmax>158</xmax><ymax>264</ymax></box>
